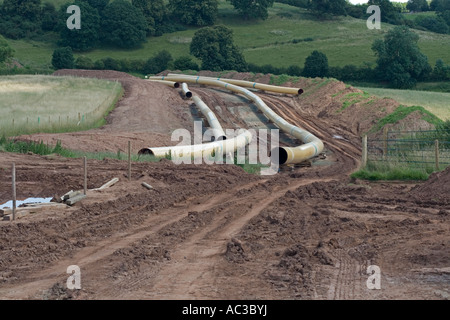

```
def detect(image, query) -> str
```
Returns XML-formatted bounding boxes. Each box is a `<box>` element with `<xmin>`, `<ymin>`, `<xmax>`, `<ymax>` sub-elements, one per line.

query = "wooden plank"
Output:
<box><xmin>93</xmin><ymin>178</ymin><xmax>119</xmax><ymax>191</ymax></box>
<box><xmin>141</xmin><ymin>182</ymin><xmax>154</xmax><ymax>190</ymax></box>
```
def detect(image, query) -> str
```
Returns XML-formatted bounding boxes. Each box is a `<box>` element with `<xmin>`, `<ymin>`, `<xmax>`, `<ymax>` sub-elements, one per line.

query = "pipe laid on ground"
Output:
<box><xmin>192</xmin><ymin>95</ymin><xmax>227</xmax><ymax>141</ymax></box>
<box><xmin>147</xmin><ymin>79</ymin><xmax>180</xmax><ymax>88</ymax></box>
<box><xmin>166</xmin><ymin>73</ymin><xmax>304</xmax><ymax>95</ymax></box>
<box><xmin>181</xmin><ymin>82</ymin><xmax>192</xmax><ymax>98</ymax></box>
<box><xmin>138</xmin><ymin>129</ymin><xmax>252</xmax><ymax>160</ymax></box>
<box><xmin>149</xmin><ymin>75</ymin><xmax>323</xmax><ymax>165</ymax></box>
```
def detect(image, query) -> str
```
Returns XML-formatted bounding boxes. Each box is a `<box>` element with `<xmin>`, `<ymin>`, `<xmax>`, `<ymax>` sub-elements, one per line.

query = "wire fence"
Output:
<box><xmin>0</xmin><ymin>82</ymin><xmax>122</xmax><ymax>137</ymax></box>
<box><xmin>367</xmin><ymin>129</ymin><xmax>450</xmax><ymax>170</ymax></box>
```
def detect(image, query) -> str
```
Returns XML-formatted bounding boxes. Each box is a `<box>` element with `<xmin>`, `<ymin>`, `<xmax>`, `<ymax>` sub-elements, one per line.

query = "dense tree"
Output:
<box><xmin>417</xmin><ymin>16</ymin><xmax>449</xmax><ymax>33</ymax></box>
<box><xmin>173</xmin><ymin>56</ymin><xmax>199</xmax><ymax>71</ymax></box>
<box><xmin>432</xmin><ymin>59</ymin><xmax>449</xmax><ymax>80</ymax></box>
<box><xmin>59</xmin><ymin>1</ymin><xmax>101</xmax><ymax>51</ymax></box>
<box><xmin>1</xmin><ymin>0</ymin><xmax>41</xmax><ymax>21</ymax></box>
<box><xmin>190</xmin><ymin>25</ymin><xmax>247</xmax><ymax>71</ymax></box>
<box><xmin>143</xmin><ymin>50</ymin><xmax>173</xmax><ymax>74</ymax></box>
<box><xmin>52</xmin><ymin>47</ymin><xmax>75</xmax><ymax>69</ymax></box>
<box><xmin>0</xmin><ymin>0</ymin><xmax>43</xmax><ymax>39</ymax></box>
<box><xmin>302</xmin><ymin>50</ymin><xmax>329</xmax><ymax>78</ymax></box>
<box><xmin>406</xmin><ymin>0</ymin><xmax>429</xmax><ymax>12</ymax></box>
<box><xmin>132</xmin><ymin>0</ymin><xmax>168</xmax><ymax>36</ymax></box>
<box><xmin>371</xmin><ymin>26</ymin><xmax>431</xmax><ymax>88</ymax></box>
<box><xmin>169</xmin><ymin>0</ymin><xmax>218</xmax><ymax>26</ymax></box>
<box><xmin>101</xmin><ymin>0</ymin><xmax>147</xmax><ymax>48</ymax></box>
<box><xmin>85</xmin><ymin>0</ymin><xmax>109</xmax><ymax>11</ymax></box>
<box><xmin>41</xmin><ymin>2</ymin><xmax>58</xmax><ymax>31</ymax></box>
<box><xmin>431</xmin><ymin>0</ymin><xmax>450</xmax><ymax>12</ymax></box>
<box><xmin>0</xmin><ymin>36</ymin><xmax>14</xmax><ymax>64</ymax></box>
<box><xmin>227</xmin><ymin>0</ymin><xmax>274</xmax><ymax>20</ymax></box>
<box><xmin>307</xmin><ymin>0</ymin><xmax>347</xmax><ymax>18</ymax></box>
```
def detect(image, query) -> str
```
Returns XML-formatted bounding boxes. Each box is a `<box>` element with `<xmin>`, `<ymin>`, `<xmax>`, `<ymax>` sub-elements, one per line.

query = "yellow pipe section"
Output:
<box><xmin>147</xmin><ymin>79</ymin><xmax>180</xmax><ymax>88</ymax></box>
<box><xmin>149</xmin><ymin>75</ymin><xmax>323</xmax><ymax>165</ymax></box>
<box><xmin>192</xmin><ymin>95</ymin><xmax>227</xmax><ymax>141</ymax></box>
<box><xmin>166</xmin><ymin>73</ymin><xmax>304</xmax><ymax>95</ymax></box>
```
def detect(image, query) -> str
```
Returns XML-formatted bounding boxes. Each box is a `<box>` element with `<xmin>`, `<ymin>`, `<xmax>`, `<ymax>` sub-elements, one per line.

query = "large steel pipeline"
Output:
<box><xmin>192</xmin><ymin>95</ymin><xmax>227</xmax><ymax>141</ymax></box>
<box><xmin>149</xmin><ymin>75</ymin><xmax>323</xmax><ymax>165</ymax></box>
<box><xmin>181</xmin><ymin>82</ymin><xmax>193</xmax><ymax>98</ymax></box>
<box><xmin>147</xmin><ymin>79</ymin><xmax>180</xmax><ymax>88</ymax></box>
<box><xmin>138</xmin><ymin>129</ymin><xmax>251</xmax><ymax>160</ymax></box>
<box><xmin>166</xmin><ymin>73</ymin><xmax>304</xmax><ymax>95</ymax></box>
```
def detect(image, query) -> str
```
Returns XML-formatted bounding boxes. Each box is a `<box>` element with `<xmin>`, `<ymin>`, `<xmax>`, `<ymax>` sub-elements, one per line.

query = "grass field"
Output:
<box><xmin>6</xmin><ymin>1</ymin><xmax>450</xmax><ymax>72</ymax></box>
<box><xmin>0</xmin><ymin>75</ymin><xmax>123</xmax><ymax>137</ymax></box>
<box><xmin>358</xmin><ymin>87</ymin><xmax>450</xmax><ymax>121</ymax></box>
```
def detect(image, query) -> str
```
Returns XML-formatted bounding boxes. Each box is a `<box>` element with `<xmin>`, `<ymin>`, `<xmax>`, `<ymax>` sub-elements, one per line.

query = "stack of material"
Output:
<box><xmin>1</xmin><ymin>201</ymin><xmax>69</xmax><ymax>221</ymax></box>
<box><xmin>56</xmin><ymin>190</ymin><xmax>87</xmax><ymax>206</ymax></box>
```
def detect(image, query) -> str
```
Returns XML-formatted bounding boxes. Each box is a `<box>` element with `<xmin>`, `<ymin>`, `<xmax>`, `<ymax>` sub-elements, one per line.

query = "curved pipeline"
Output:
<box><xmin>147</xmin><ymin>79</ymin><xmax>180</xmax><ymax>88</ymax></box>
<box><xmin>192</xmin><ymin>95</ymin><xmax>227</xmax><ymax>141</ymax></box>
<box><xmin>181</xmin><ymin>82</ymin><xmax>192</xmax><ymax>98</ymax></box>
<box><xmin>166</xmin><ymin>73</ymin><xmax>304</xmax><ymax>95</ymax></box>
<box><xmin>149</xmin><ymin>75</ymin><xmax>323</xmax><ymax>165</ymax></box>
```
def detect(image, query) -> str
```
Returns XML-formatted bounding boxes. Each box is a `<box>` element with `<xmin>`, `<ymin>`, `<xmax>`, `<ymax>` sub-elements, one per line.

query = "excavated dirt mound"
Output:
<box><xmin>411</xmin><ymin>166</ymin><xmax>450</xmax><ymax>203</ymax></box>
<box><xmin>0</xmin><ymin>70</ymin><xmax>448</xmax><ymax>300</ymax></box>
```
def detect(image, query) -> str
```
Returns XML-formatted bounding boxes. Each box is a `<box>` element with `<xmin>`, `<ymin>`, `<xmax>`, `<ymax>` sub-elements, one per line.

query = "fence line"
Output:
<box><xmin>363</xmin><ymin>129</ymin><xmax>450</xmax><ymax>171</ymax></box>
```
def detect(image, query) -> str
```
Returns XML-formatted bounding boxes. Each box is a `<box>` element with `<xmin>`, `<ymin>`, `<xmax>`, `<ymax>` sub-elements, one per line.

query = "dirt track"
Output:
<box><xmin>0</xmin><ymin>70</ymin><xmax>448</xmax><ymax>300</ymax></box>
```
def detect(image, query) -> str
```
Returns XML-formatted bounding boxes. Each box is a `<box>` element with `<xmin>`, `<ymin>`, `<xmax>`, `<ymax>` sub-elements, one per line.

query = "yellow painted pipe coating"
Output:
<box><xmin>147</xmin><ymin>79</ymin><xmax>180</xmax><ymax>88</ymax></box>
<box><xmin>149</xmin><ymin>75</ymin><xmax>323</xmax><ymax>165</ymax></box>
<box><xmin>167</xmin><ymin>73</ymin><xmax>304</xmax><ymax>95</ymax></box>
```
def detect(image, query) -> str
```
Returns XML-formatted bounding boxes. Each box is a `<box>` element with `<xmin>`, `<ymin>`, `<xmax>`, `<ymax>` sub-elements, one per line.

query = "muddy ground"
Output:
<box><xmin>0</xmin><ymin>70</ymin><xmax>448</xmax><ymax>300</ymax></box>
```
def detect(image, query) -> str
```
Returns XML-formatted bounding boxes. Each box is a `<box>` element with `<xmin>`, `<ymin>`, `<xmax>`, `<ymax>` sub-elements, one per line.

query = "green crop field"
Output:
<box><xmin>358</xmin><ymin>87</ymin><xmax>450</xmax><ymax>121</ymax></box>
<box><xmin>0</xmin><ymin>75</ymin><xmax>123</xmax><ymax>137</ymax></box>
<box><xmin>6</xmin><ymin>1</ymin><xmax>450</xmax><ymax>72</ymax></box>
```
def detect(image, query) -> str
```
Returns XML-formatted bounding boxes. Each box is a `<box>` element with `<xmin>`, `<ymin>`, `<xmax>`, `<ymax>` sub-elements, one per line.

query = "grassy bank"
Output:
<box><xmin>0</xmin><ymin>75</ymin><xmax>123</xmax><ymax>137</ymax></box>
<box><xmin>358</xmin><ymin>87</ymin><xmax>450</xmax><ymax>121</ymax></box>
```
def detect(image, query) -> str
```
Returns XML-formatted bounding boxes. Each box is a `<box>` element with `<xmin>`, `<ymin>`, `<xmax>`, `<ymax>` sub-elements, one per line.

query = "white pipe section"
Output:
<box><xmin>192</xmin><ymin>95</ymin><xmax>227</xmax><ymax>141</ymax></box>
<box><xmin>138</xmin><ymin>130</ymin><xmax>252</xmax><ymax>160</ymax></box>
<box><xmin>149</xmin><ymin>75</ymin><xmax>323</xmax><ymax>165</ymax></box>
<box><xmin>181</xmin><ymin>82</ymin><xmax>192</xmax><ymax>98</ymax></box>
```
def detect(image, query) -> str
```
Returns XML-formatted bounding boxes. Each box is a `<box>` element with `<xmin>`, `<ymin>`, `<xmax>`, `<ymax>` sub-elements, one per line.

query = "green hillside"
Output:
<box><xmin>4</xmin><ymin>1</ymin><xmax>450</xmax><ymax>72</ymax></box>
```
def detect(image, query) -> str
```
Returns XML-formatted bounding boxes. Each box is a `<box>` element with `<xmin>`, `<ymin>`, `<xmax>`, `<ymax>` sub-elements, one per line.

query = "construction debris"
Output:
<box><xmin>93</xmin><ymin>178</ymin><xmax>119</xmax><ymax>191</ymax></box>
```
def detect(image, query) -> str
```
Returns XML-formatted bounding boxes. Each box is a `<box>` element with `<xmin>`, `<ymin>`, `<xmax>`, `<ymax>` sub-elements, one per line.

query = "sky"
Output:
<box><xmin>349</xmin><ymin>0</ymin><xmax>408</xmax><ymax>3</ymax></box>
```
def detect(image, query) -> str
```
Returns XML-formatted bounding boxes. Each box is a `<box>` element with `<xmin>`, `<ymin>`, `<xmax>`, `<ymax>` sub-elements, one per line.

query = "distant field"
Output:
<box><xmin>0</xmin><ymin>75</ymin><xmax>123</xmax><ymax>136</ymax></box>
<box><xmin>358</xmin><ymin>87</ymin><xmax>450</xmax><ymax>121</ymax></box>
<box><xmin>6</xmin><ymin>1</ymin><xmax>450</xmax><ymax>71</ymax></box>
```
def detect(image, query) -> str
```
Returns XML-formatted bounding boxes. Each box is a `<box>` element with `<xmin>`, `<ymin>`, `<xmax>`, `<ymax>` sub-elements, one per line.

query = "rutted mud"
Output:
<box><xmin>0</xmin><ymin>70</ymin><xmax>448</xmax><ymax>300</ymax></box>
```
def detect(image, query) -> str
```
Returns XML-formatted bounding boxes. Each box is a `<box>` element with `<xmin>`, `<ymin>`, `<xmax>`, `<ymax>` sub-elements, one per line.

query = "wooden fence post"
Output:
<box><xmin>435</xmin><ymin>140</ymin><xmax>440</xmax><ymax>171</ymax></box>
<box><xmin>83</xmin><ymin>157</ymin><xmax>87</xmax><ymax>195</ymax></box>
<box><xmin>362</xmin><ymin>135</ymin><xmax>368</xmax><ymax>169</ymax></box>
<box><xmin>383</xmin><ymin>127</ymin><xmax>388</xmax><ymax>161</ymax></box>
<box><xmin>12</xmin><ymin>163</ymin><xmax>16</xmax><ymax>221</ymax></box>
<box><xmin>128</xmin><ymin>141</ymin><xmax>132</xmax><ymax>182</ymax></box>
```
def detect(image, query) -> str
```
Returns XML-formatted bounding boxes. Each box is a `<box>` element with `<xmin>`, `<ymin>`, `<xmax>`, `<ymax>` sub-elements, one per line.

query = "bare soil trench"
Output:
<box><xmin>0</xmin><ymin>70</ymin><xmax>448</xmax><ymax>300</ymax></box>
